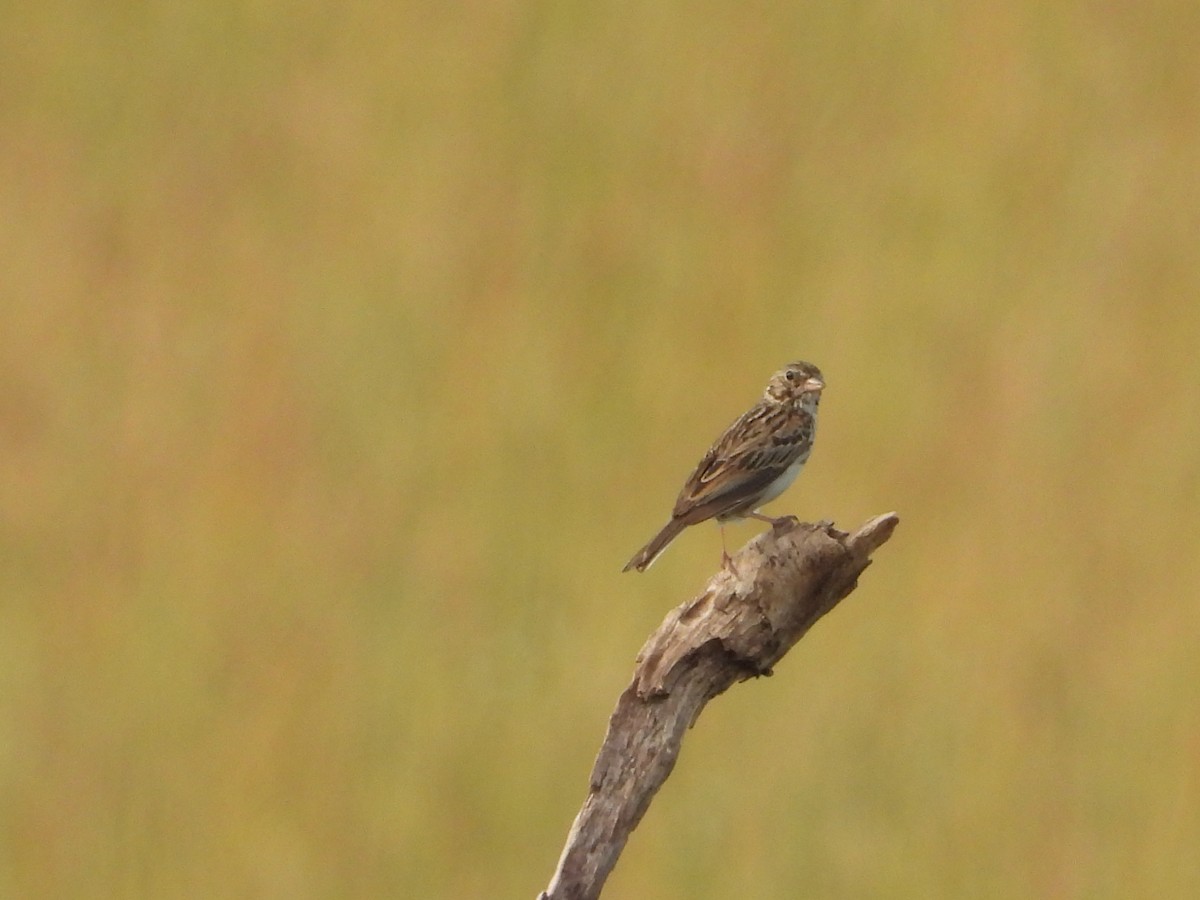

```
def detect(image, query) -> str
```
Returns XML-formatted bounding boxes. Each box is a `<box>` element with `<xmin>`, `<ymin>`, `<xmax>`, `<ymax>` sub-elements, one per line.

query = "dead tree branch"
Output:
<box><xmin>539</xmin><ymin>513</ymin><xmax>900</xmax><ymax>900</ymax></box>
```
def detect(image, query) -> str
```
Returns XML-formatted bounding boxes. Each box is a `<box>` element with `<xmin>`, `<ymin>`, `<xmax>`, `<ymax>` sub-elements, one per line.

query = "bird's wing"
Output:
<box><xmin>671</xmin><ymin>404</ymin><xmax>809</xmax><ymax>521</ymax></box>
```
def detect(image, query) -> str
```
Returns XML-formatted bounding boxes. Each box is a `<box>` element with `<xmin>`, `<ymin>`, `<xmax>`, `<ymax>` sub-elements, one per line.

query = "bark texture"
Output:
<box><xmin>539</xmin><ymin>513</ymin><xmax>900</xmax><ymax>900</ymax></box>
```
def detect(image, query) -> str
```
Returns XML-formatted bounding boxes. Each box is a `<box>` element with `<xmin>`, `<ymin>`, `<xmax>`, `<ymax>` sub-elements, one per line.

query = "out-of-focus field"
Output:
<box><xmin>3</xmin><ymin>2</ymin><xmax>1199</xmax><ymax>897</ymax></box>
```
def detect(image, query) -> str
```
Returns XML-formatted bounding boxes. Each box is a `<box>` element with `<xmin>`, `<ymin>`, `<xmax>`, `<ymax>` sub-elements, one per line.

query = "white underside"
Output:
<box><xmin>753</xmin><ymin>455</ymin><xmax>805</xmax><ymax>509</ymax></box>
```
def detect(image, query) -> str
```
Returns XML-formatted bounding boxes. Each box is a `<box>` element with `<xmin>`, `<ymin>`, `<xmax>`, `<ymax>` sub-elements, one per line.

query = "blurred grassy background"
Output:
<box><xmin>3</xmin><ymin>1</ymin><xmax>1200</xmax><ymax>897</ymax></box>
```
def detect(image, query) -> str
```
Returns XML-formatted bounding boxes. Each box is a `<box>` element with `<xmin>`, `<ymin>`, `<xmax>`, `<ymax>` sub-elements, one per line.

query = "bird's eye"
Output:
<box><xmin>784</xmin><ymin>370</ymin><xmax>795</xmax><ymax>381</ymax></box>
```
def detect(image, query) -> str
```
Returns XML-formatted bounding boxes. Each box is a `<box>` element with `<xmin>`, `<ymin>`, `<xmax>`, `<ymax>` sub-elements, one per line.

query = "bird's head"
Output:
<box><xmin>764</xmin><ymin>361</ymin><xmax>825</xmax><ymax>405</ymax></box>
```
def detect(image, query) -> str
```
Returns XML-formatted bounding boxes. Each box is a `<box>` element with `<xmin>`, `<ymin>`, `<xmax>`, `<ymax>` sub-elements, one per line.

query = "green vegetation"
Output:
<box><xmin>3</xmin><ymin>2</ymin><xmax>1199</xmax><ymax>896</ymax></box>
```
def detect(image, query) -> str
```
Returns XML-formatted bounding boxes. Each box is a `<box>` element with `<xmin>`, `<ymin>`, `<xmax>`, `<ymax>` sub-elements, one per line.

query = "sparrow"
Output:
<box><xmin>623</xmin><ymin>361</ymin><xmax>824</xmax><ymax>572</ymax></box>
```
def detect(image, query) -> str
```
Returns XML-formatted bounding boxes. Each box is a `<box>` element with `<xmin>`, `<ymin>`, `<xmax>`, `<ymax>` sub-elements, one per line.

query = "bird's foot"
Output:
<box><xmin>753</xmin><ymin>513</ymin><xmax>801</xmax><ymax>535</ymax></box>
<box><xmin>768</xmin><ymin>514</ymin><xmax>800</xmax><ymax>534</ymax></box>
<box><xmin>721</xmin><ymin>551</ymin><xmax>740</xmax><ymax>576</ymax></box>
<box><xmin>746</xmin><ymin>511</ymin><xmax>800</xmax><ymax>534</ymax></box>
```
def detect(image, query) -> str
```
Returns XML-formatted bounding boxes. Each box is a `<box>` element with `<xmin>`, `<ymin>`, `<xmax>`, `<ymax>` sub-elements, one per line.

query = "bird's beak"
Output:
<box><xmin>803</xmin><ymin>376</ymin><xmax>824</xmax><ymax>393</ymax></box>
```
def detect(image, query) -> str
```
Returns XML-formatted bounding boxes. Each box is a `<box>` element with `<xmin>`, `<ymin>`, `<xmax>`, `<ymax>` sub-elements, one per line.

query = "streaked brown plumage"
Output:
<box><xmin>623</xmin><ymin>361</ymin><xmax>824</xmax><ymax>572</ymax></box>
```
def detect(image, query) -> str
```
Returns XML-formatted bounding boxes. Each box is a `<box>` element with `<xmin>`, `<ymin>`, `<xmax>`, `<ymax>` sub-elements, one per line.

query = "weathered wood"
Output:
<box><xmin>539</xmin><ymin>513</ymin><xmax>899</xmax><ymax>900</ymax></box>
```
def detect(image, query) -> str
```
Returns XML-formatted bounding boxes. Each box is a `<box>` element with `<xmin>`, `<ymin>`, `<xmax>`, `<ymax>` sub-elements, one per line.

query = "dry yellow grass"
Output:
<box><xmin>3</xmin><ymin>1</ymin><xmax>1199</xmax><ymax>897</ymax></box>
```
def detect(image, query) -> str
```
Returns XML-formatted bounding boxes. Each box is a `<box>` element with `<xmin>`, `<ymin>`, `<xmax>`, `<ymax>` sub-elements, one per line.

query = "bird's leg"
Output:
<box><xmin>746</xmin><ymin>511</ymin><xmax>801</xmax><ymax>533</ymax></box>
<box><xmin>719</xmin><ymin>523</ymin><xmax>739</xmax><ymax>575</ymax></box>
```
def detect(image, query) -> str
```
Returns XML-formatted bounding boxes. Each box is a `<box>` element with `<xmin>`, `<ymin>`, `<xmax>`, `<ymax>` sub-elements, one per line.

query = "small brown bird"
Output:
<box><xmin>623</xmin><ymin>361</ymin><xmax>824</xmax><ymax>572</ymax></box>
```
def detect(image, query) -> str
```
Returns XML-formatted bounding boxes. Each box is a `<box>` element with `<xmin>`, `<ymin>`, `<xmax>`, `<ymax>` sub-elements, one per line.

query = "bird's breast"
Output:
<box><xmin>756</xmin><ymin>455</ymin><xmax>806</xmax><ymax>506</ymax></box>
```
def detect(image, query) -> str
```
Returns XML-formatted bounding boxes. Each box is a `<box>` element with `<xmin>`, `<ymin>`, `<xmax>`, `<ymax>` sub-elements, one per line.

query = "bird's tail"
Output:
<box><xmin>622</xmin><ymin>518</ymin><xmax>687</xmax><ymax>572</ymax></box>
